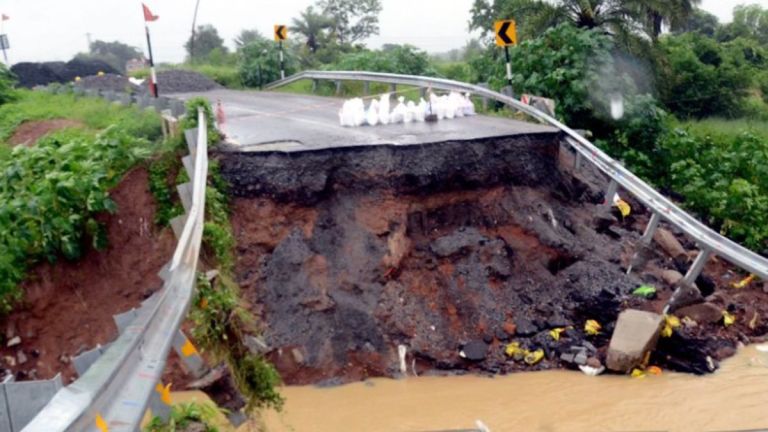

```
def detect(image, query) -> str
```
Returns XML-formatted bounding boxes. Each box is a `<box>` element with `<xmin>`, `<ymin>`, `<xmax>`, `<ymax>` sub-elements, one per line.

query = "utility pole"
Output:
<box><xmin>86</xmin><ymin>32</ymin><xmax>93</xmax><ymax>50</ymax></box>
<box><xmin>0</xmin><ymin>14</ymin><xmax>9</xmax><ymax>66</ymax></box>
<box><xmin>190</xmin><ymin>0</ymin><xmax>201</xmax><ymax>63</ymax></box>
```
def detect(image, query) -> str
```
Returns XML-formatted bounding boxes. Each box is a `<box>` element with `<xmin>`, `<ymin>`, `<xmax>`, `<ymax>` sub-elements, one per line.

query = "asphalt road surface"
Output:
<box><xmin>173</xmin><ymin>89</ymin><xmax>558</xmax><ymax>152</ymax></box>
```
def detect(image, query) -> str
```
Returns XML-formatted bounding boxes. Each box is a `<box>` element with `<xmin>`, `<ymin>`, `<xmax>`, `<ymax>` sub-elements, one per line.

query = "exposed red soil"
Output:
<box><xmin>0</xmin><ymin>167</ymin><xmax>177</xmax><ymax>382</ymax></box>
<box><xmin>8</xmin><ymin>119</ymin><xmax>84</xmax><ymax>147</ymax></box>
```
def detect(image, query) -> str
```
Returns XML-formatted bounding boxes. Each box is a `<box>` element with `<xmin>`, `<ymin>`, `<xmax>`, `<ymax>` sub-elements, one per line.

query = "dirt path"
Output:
<box><xmin>7</xmin><ymin>119</ymin><xmax>84</xmax><ymax>147</ymax></box>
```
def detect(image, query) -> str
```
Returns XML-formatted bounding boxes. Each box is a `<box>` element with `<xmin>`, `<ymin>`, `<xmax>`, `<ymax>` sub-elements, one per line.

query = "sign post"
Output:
<box><xmin>494</xmin><ymin>20</ymin><xmax>517</xmax><ymax>88</ymax></box>
<box><xmin>274</xmin><ymin>25</ymin><xmax>288</xmax><ymax>80</ymax></box>
<box><xmin>1</xmin><ymin>13</ymin><xmax>10</xmax><ymax>65</ymax></box>
<box><xmin>142</xmin><ymin>3</ymin><xmax>160</xmax><ymax>98</ymax></box>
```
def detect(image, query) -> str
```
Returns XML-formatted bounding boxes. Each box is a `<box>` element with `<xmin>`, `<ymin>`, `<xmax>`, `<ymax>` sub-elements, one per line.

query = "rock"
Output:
<box><xmin>244</xmin><ymin>335</ymin><xmax>269</xmax><ymax>354</ymax></box>
<box><xmin>6</xmin><ymin>336</ymin><xmax>20</xmax><ymax>347</ymax></box>
<box><xmin>58</xmin><ymin>354</ymin><xmax>70</xmax><ymax>365</ymax></box>
<box><xmin>430</xmin><ymin>228</ymin><xmax>486</xmax><ymax>258</ymax></box>
<box><xmin>16</xmin><ymin>351</ymin><xmax>27</xmax><ymax>365</ymax></box>
<box><xmin>762</xmin><ymin>282</ymin><xmax>768</xmax><ymax>294</ymax></box>
<box><xmin>654</xmin><ymin>228</ymin><xmax>687</xmax><ymax>260</ymax></box>
<box><xmin>291</xmin><ymin>347</ymin><xmax>305</xmax><ymax>365</ymax></box>
<box><xmin>495</xmin><ymin>328</ymin><xmax>510</xmax><ymax>341</ymax></box>
<box><xmin>676</xmin><ymin>302</ymin><xmax>722</xmax><ymax>325</ymax></box>
<box><xmin>668</xmin><ymin>282</ymin><xmax>704</xmax><ymax>311</ymax></box>
<box><xmin>560</xmin><ymin>353</ymin><xmax>575</xmax><ymax>363</ymax></box>
<box><xmin>3</xmin><ymin>356</ymin><xmax>15</xmax><ymax>367</ymax></box>
<box><xmin>606</xmin><ymin>309</ymin><xmax>664</xmax><ymax>373</ymax></box>
<box><xmin>514</xmin><ymin>318</ymin><xmax>538</xmax><ymax>337</ymax></box>
<box><xmin>574</xmin><ymin>351</ymin><xmax>588</xmax><ymax>366</ymax></box>
<box><xmin>586</xmin><ymin>357</ymin><xmax>602</xmax><ymax>368</ymax></box>
<box><xmin>460</xmin><ymin>340</ymin><xmax>488</xmax><ymax>361</ymax></box>
<box><xmin>546</xmin><ymin>313</ymin><xmax>571</xmax><ymax>329</ymax></box>
<box><xmin>661</xmin><ymin>269</ymin><xmax>684</xmax><ymax>286</ymax></box>
<box><xmin>482</xmin><ymin>334</ymin><xmax>493</xmax><ymax>344</ymax></box>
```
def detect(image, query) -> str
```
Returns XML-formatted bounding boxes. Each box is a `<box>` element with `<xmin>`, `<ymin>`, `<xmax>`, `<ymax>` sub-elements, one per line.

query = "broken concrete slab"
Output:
<box><xmin>606</xmin><ymin>309</ymin><xmax>664</xmax><ymax>373</ymax></box>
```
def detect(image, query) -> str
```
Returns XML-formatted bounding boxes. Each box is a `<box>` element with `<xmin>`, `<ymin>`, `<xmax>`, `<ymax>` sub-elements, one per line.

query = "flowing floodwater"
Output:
<box><xmin>255</xmin><ymin>345</ymin><xmax>768</xmax><ymax>432</ymax></box>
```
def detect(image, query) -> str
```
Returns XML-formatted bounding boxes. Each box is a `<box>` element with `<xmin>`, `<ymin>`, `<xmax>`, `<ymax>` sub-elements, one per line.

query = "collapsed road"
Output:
<box><xmin>216</xmin><ymin>113</ymin><xmax>768</xmax><ymax>385</ymax></box>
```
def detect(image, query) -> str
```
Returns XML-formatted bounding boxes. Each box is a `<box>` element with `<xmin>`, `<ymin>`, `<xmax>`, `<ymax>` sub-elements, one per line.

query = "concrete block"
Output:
<box><xmin>606</xmin><ymin>309</ymin><xmax>664</xmax><ymax>373</ymax></box>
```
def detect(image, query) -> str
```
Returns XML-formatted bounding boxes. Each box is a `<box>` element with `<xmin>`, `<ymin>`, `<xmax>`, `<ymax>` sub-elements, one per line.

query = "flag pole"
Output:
<box><xmin>145</xmin><ymin>23</ymin><xmax>158</xmax><ymax>98</ymax></box>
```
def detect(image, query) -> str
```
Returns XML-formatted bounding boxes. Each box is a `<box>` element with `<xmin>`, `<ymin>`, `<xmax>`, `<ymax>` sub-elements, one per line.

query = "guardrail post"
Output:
<box><xmin>311</xmin><ymin>79</ymin><xmax>318</xmax><ymax>94</ymax></box>
<box><xmin>682</xmin><ymin>248</ymin><xmax>712</xmax><ymax>286</ymax></box>
<box><xmin>420</xmin><ymin>87</ymin><xmax>427</xmax><ymax>99</ymax></box>
<box><xmin>478</xmin><ymin>83</ymin><xmax>489</xmax><ymax>111</ymax></box>
<box><xmin>640</xmin><ymin>212</ymin><xmax>661</xmax><ymax>244</ymax></box>
<box><xmin>147</xmin><ymin>382</ymin><xmax>172</xmax><ymax>422</ymax></box>
<box><xmin>172</xmin><ymin>331</ymin><xmax>208</xmax><ymax>378</ymax></box>
<box><xmin>389</xmin><ymin>83</ymin><xmax>397</xmax><ymax>94</ymax></box>
<box><xmin>604</xmin><ymin>179</ymin><xmax>618</xmax><ymax>207</ymax></box>
<box><xmin>574</xmin><ymin>152</ymin><xmax>583</xmax><ymax>172</ymax></box>
<box><xmin>363</xmin><ymin>81</ymin><xmax>370</xmax><ymax>96</ymax></box>
<box><xmin>335</xmin><ymin>80</ymin><xmax>342</xmax><ymax>96</ymax></box>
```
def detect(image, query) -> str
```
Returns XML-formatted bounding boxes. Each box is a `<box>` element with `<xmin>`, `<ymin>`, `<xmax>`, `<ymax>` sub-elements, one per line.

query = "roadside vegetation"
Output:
<box><xmin>0</xmin><ymin>70</ymin><xmax>163</xmax><ymax>313</ymax></box>
<box><xmin>147</xmin><ymin>98</ymin><xmax>283</xmax><ymax>413</ymax></box>
<box><xmin>145</xmin><ymin>401</ymin><xmax>222</xmax><ymax>432</ymax></box>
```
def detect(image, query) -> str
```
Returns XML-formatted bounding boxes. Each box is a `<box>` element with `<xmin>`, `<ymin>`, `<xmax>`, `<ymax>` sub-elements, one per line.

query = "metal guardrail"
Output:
<box><xmin>266</xmin><ymin>71</ymin><xmax>768</xmax><ymax>284</ymax></box>
<box><xmin>22</xmin><ymin>109</ymin><xmax>209</xmax><ymax>431</ymax></box>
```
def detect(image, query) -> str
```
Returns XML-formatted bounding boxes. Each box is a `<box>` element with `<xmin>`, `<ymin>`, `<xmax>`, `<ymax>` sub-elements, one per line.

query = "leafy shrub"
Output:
<box><xmin>0</xmin><ymin>64</ymin><xmax>16</xmax><ymax>106</ymax></box>
<box><xmin>148</xmin><ymin>153</ymin><xmax>184</xmax><ymax>227</ymax></box>
<box><xmin>239</xmin><ymin>39</ymin><xmax>298</xmax><ymax>87</ymax></box>
<box><xmin>331</xmin><ymin>45</ymin><xmax>438</xmax><ymax>76</ymax></box>
<box><xmin>0</xmin><ymin>128</ymin><xmax>152</xmax><ymax>312</ymax></box>
<box><xmin>656</xmin><ymin>33</ymin><xmax>753</xmax><ymax>118</ymax></box>
<box><xmin>145</xmin><ymin>402</ymin><xmax>221</xmax><ymax>432</ymax></box>
<box><xmin>180</xmin><ymin>97</ymin><xmax>221</xmax><ymax>146</ymax></box>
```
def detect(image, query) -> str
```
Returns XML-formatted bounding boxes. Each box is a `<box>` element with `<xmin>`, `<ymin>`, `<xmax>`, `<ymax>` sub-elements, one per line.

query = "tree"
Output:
<box><xmin>642</xmin><ymin>0</ymin><xmax>701</xmax><ymax>41</ymax></box>
<box><xmin>239</xmin><ymin>39</ymin><xmax>298</xmax><ymax>87</ymax></box>
<box><xmin>672</xmin><ymin>8</ymin><xmax>719</xmax><ymax>37</ymax></box>
<box><xmin>234</xmin><ymin>29</ymin><xmax>266</xmax><ymax>50</ymax></box>
<box><xmin>319</xmin><ymin>0</ymin><xmax>382</xmax><ymax>44</ymax></box>
<box><xmin>78</xmin><ymin>40</ymin><xmax>143</xmax><ymax>73</ymax></box>
<box><xmin>470</xmin><ymin>0</ymin><xmax>644</xmax><ymax>42</ymax></box>
<box><xmin>292</xmin><ymin>6</ymin><xmax>334</xmax><ymax>53</ymax></box>
<box><xmin>186</xmin><ymin>24</ymin><xmax>228</xmax><ymax>62</ymax></box>
<box><xmin>717</xmin><ymin>4</ymin><xmax>768</xmax><ymax>44</ymax></box>
<box><xmin>333</xmin><ymin>45</ymin><xmax>437</xmax><ymax>76</ymax></box>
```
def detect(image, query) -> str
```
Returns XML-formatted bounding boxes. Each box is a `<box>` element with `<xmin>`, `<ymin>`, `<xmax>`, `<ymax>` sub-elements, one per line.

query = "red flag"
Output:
<box><xmin>142</xmin><ymin>4</ymin><xmax>158</xmax><ymax>22</ymax></box>
<box><xmin>1</xmin><ymin>14</ymin><xmax>9</xmax><ymax>21</ymax></box>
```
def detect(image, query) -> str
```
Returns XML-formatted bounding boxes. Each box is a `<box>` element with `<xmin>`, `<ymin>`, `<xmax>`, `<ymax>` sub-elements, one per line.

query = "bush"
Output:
<box><xmin>331</xmin><ymin>45</ymin><xmax>438</xmax><ymax>76</ymax></box>
<box><xmin>239</xmin><ymin>39</ymin><xmax>298</xmax><ymax>87</ymax></box>
<box><xmin>656</xmin><ymin>33</ymin><xmax>753</xmax><ymax>118</ymax></box>
<box><xmin>180</xmin><ymin>97</ymin><xmax>221</xmax><ymax>146</ymax></box>
<box><xmin>0</xmin><ymin>65</ymin><xmax>16</xmax><ymax>106</ymax></box>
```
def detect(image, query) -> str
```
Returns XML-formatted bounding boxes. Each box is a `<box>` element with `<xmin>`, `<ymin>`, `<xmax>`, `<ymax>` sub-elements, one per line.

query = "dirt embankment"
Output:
<box><xmin>8</xmin><ymin>119</ymin><xmax>84</xmax><ymax>147</ymax></box>
<box><xmin>0</xmin><ymin>167</ymin><xmax>176</xmax><ymax>382</ymax></box>
<box><xmin>220</xmin><ymin>135</ymin><xmax>768</xmax><ymax>386</ymax></box>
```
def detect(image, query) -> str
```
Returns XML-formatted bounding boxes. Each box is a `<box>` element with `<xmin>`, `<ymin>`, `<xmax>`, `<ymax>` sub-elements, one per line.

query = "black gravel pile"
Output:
<box><xmin>74</xmin><ymin>74</ymin><xmax>139</xmax><ymax>94</ymax></box>
<box><xmin>11</xmin><ymin>59</ymin><xmax>119</xmax><ymax>88</ymax></box>
<box><xmin>142</xmin><ymin>70</ymin><xmax>221</xmax><ymax>94</ymax></box>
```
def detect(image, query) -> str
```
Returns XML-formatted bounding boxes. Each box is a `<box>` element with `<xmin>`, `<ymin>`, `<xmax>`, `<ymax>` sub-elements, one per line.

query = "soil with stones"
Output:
<box><xmin>0</xmin><ymin>167</ymin><xmax>177</xmax><ymax>383</ymax></box>
<box><xmin>141</xmin><ymin>70</ymin><xmax>221</xmax><ymax>94</ymax></box>
<box><xmin>219</xmin><ymin>135</ymin><xmax>768</xmax><ymax>386</ymax></box>
<box><xmin>8</xmin><ymin>119</ymin><xmax>84</xmax><ymax>147</ymax></box>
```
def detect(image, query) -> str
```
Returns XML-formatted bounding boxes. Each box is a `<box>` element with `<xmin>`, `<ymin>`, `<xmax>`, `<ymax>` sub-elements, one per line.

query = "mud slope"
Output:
<box><xmin>220</xmin><ymin>135</ymin><xmax>768</xmax><ymax>385</ymax></box>
<box><xmin>0</xmin><ymin>167</ymin><xmax>176</xmax><ymax>382</ymax></box>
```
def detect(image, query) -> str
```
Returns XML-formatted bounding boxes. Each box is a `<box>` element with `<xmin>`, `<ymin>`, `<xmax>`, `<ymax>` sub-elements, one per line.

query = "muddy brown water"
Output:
<box><xmin>257</xmin><ymin>345</ymin><xmax>768</xmax><ymax>432</ymax></box>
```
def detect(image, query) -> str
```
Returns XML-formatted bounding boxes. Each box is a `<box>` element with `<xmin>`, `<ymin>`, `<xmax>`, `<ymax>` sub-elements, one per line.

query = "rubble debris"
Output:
<box><xmin>141</xmin><ymin>70</ymin><xmax>221</xmax><ymax>94</ymax></box>
<box><xmin>653</xmin><ymin>228</ymin><xmax>687</xmax><ymax>262</ymax></box>
<box><xmin>460</xmin><ymin>340</ymin><xmax>488</xmax><ymax>361</ymax></box>
<box><xmin>606</xmin><ymin>310</ymin><xmax>664</xmax><ymax>373</ymax></box>
<box><xmin>6</xmin><ymin>336</ymin><xmax>20</xmax><ymax>347</ymax></box>
<box><xmin>676</xmin><ymin>303</ymin><xmax>722</xmax><ymax>325</ymax></box>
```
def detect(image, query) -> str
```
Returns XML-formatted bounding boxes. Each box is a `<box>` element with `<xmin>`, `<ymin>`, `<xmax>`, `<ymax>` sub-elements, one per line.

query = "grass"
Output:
<box><xmin>681</xmin><ymin>117</ymin><xmax>768</xmax><ymax>141</ymax></box>
<box><xmin>0</xmin><ymin>89</ymin><xmax>162</xmax><ymax>149</ymax></box>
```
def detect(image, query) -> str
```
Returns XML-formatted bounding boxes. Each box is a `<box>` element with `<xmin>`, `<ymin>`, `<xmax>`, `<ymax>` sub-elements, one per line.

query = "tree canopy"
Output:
<box><xmin>186</xmin><ymin>24</ymin><xmax>228</xmax><ymax>62</ymax></box>
<box><xmin>319</xmin><ymin>0</ymin><xmax>382</xmax><ymax>44</ymax></box>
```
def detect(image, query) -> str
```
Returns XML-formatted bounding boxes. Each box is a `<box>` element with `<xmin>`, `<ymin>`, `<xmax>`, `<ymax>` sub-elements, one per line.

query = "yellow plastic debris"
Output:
<box><xmin>95</xmin><ymin>414</ymin><xmax>109</xmax><ymax>432</ymax></box>
<box><xmin>631</xmin><ymin>368</ymin><xmax>646</xmax><ymax>378</ymax></box>
<box><xmin>549</xmin><ymin>327</ymin><xmax>566</xmax><ymax>341</ymax></box>
<box><xmin>732</xmin><ymin>274</ymin><xmax>756</xmax><ymax>289</ymax></box>
<box><xmin>661</xmin><ymin>314</ymin><xmax>680</xmax><ymax>338</ymax></box>
<box><xmin>647</xmin><ymin>366</ymin><xmax>663</xmax><ymax>376</ymax></box>
<box><xmin>524</xmin><ymin>349</ymin><xmax>545</xmax><ymax>365</ymax></box>
<box><xmin>584</xmin><ymin>320</ymin><xmax>601</xmax><ymax>336</ymax></box>
<box><xmin>723</xmin><ymin>311</ymin><xmax>736</xmax><ymax>327</ymax></box>
<box><xmin>504</xmin><ymin>342</ymin><xmax>523</xmax><ymax>357</ymax></box>
<box><xmin>615</xmin><ymin>199</ymin><xmax>631</xmax><ymax>218</ymax></box>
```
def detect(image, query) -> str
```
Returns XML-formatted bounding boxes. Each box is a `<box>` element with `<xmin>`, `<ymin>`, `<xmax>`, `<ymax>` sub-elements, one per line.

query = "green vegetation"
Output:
<box><xmin>0</xmin><ymin>89</ymin><xmax>162</xmax><ymax>147</ymax></box>
<box><xmin>0</xmin><ymin>65</ymin><xmax>16</xmax><ymax>106</ymax></box>
<box><xmin>145</xmin><ymin>402</ymin><xmax>221</xmax><ymax>432</ymax></box>
<box><xmin>0</xmin><ymin>123</ymin><xmax>154</xmax><ymax>312</ymax></box>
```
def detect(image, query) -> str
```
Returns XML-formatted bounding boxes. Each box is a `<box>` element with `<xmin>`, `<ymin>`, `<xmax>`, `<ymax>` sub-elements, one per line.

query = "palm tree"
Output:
<box><xmin>642</xmin><ymin>0</ymin><xmax>702</xmax><ymax>40</ymax></box>
<box><xmin>291</xmin><ymin>6</ymin><xmax>334</xmax><ymax>53</ymax></box>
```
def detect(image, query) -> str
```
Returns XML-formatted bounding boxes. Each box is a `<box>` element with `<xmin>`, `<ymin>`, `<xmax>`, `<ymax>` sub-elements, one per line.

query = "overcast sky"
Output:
<box><xmin>0</xmin><ymin>0</ymin><xmax>765</xmax><ymax>64</ymax></box>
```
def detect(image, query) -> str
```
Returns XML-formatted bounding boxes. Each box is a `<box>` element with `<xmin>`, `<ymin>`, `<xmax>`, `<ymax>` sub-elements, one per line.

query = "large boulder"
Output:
<box><xmin>606</xmin><ymin>309</ymin><xmax>664</xmax><ymax>373</ymax></box>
